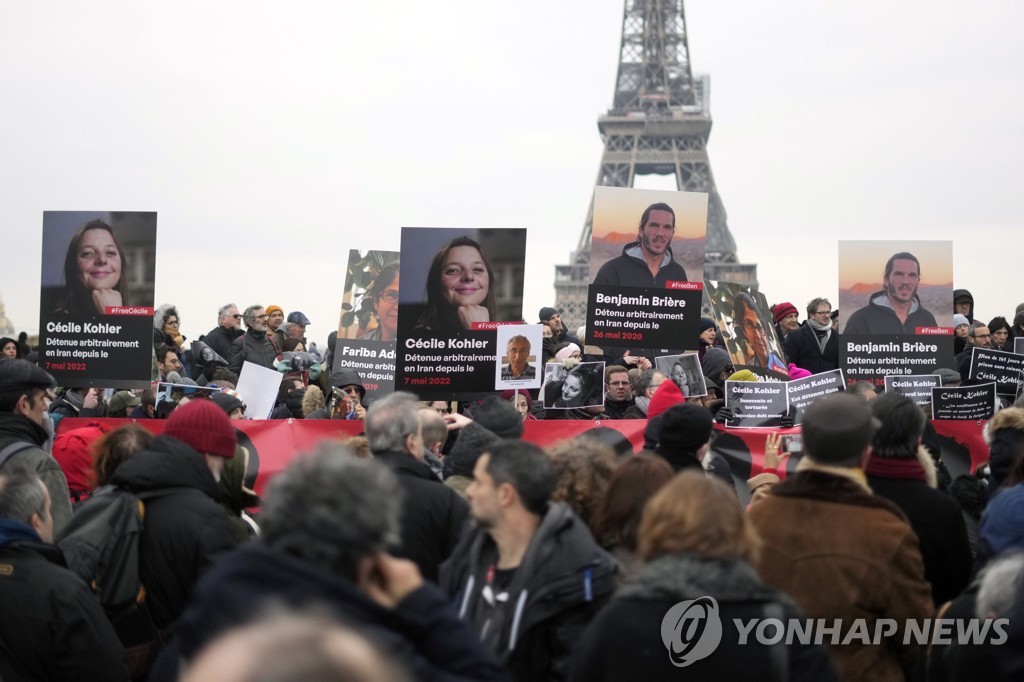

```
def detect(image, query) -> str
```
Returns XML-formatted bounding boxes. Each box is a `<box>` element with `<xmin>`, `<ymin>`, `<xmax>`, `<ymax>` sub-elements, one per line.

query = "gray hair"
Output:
<box><xmin>977</xmin><ymin>551</ymin><xmax>1024</xmax><ymax>619</ymax></box>
<box><xmin>242</xmin><ymin>304</ymin><xmax>265</xmax><ymax>328</ymax></box>
<box><xmin>417</xmin><ymin>408</ymin><xmax>448</xmax><ymax>449</ymax></box>
<box><xmin>969</xmin><ymin>321</ymin><xmax>988</xmax><ymax>338</ymax></box>
<box><xmin>0</xmin><ymin>469</ymin><xmax>48</xmax><ymax>526</ymax></box>
<box><xmin>217</xmin><ymin>303</ymin><xmax>238</xmax><ymax>323</ymax></box>
<box><xmin>365</xmin><ymin>392</ymin><xmax>421</xmax><ymax>453</ymax></box>
<box><xmin>634</xmin><ymin>369</ymin><xmax>666</xmax><ymax>396</ymax></box>
<box><xmin>260</xmin><ymin>444</ymin><xmax>403</xmax><ymax>581</ymax></box>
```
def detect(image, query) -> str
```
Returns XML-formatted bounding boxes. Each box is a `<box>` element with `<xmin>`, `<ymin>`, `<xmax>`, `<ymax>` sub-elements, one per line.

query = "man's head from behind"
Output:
<box><xmin>882</xmin><ymin>252</ymin><xmax>921</xmax><ymax>305</ymax></box>
<box><xmin>260</xmin><ymin>445</ymin><xmax>403</xmax><ymax>582</ymax></box>
<box><xmin>870</xmin><ymin>392</ymin><xmax>924</xmax><ymax>460</ymax></box>
<box><xmin>467</xmin><ymin>440</ymin><xmax>555</xmax><ymax>528</ymax></box>
<box><xmin>163</xmin><ymin>399</ymin><xmax>237</xmax><ymax>481</ymax></box>
<box><xmin>802</xmin><ymin>393</ymin><xmax>876</xmax><ymax>468</ymax></box>
<box><xmin>0</xmin><ymin>469</ymin><xmax>53</xmax><ymax>543</ymax></box>
<box><xmin>417</xmin><ymin>407</ymin><xmax>447</xmax><ymax>457</ymax></box>
<box><xmin>365</xmin><ymin>392</ymin><xmax>423</xmax><ymax>458</ymax></box>
<box><xmin>0</xmin><ymin>359</ymin><xmax>56</xmax><ymax>426</ymax></box>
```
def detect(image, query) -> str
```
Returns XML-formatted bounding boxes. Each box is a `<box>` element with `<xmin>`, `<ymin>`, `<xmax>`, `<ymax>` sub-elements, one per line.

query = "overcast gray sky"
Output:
<box><xmin>2</xmin><ymin>1</ymin><xmax>1022</xmax><ymax>345</ymax></box>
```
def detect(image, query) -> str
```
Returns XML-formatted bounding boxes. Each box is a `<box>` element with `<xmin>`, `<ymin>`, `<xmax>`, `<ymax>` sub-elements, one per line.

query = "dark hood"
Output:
<box><xmin>110</xmin><ymin>435</ymin><xmax>221</xmax><ymax>499</ymax></box>
<box><xmin>953</xmin><ymin>288</ymin><xmax>975</xmax><ymax>321</ymax></box>
<box><xmin>331</xmin><ymin>367</ymin><xmax>365</xmax><ymax>399</ymax></box>
<box><xmin>618</xmin><ymin>552</ymin><xmax>791</xmax><ymax>606</ymax></box>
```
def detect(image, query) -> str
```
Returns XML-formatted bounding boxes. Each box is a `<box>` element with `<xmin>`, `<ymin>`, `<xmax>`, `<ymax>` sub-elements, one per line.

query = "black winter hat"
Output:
<box><xmin>0</xmin><ymin>359</ymin><xmax>56</xmax><ymax>395</ymax></box>
<box><xmin>655</xmin><ymin>404</ymin><xmax>713</xmax><ymax>459</ymax></box>
<box><xmin>448</xmin><ymin>422</ymin><xmax>501</xmax><ymax>478</ymax></box>
<box><xmin>539</xmin><ymin>307</ymin><xmax>558</xmax><ymax>322</ymax></box>
<box><xmin>471</xmin><ymin>395</ymin><xmax>523</xmax><ymax>439</ymax></box>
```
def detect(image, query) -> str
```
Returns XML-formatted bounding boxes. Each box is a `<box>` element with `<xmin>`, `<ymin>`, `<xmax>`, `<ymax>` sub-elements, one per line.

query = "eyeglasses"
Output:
<box><xmin>379</xmin><ymin>289</ymin><xmax>399</xmax><ymax>303</ymax></box>
<box><xmin>812</xmin><ymin>310</ymin><xmax>831</xmax><ymax>316</ymax></box>
<box><xmin>231</xmin><ymin>314</ymin><xmax>242</xmax><ymax>320</ymax></box>
<box><xmin>743</xmin><ymin>319</ymin><xmax>765</xmax><ymax>334</ymax></box>
<box><xmin>256</xmin><ymin>314</ymin><xmax>269</xmax><ymax>320</ymax></box>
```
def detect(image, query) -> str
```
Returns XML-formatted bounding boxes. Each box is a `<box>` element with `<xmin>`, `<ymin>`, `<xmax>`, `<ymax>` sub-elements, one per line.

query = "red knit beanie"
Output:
<box><xmin>164</xmin><ymin>399</ymin><xmax>236</xmax><ymax>458</ymax></box>
<box><xmin>646</xmin><ymin>378</ymin><xmax>685</xmax><ymax>421</ymax></box>
<box><xmin>773</xmin><ymin>302</ymin><xmax>798</xmax><ymax>326</ymax></box>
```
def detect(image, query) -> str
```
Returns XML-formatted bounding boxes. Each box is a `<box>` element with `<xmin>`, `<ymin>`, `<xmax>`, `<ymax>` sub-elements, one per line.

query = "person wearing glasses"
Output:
<box><xmin>203</xmin><ymin>303</ymin><xmax>245</xmax><ymax>363</ymax></box>
<box><xmin>732</xmin><ymin>292</ymin><xmax>787</xmax><ymax>375</ymax></box>
<box><xmin>229</xmin><ymin>305</ymin><xmax>281</xmax><ymax>374</ymax></box>
<box><xmin>153</xmin><ymin>304</ymin><xmax>196</xmax><ymax>379</ymax></box>
<box><xmin>783</xmin><ymin>297</ymin><xmax>840</xmax><ymax>375</ymax></box>
<box><xmin>359</xmin><ymin>261</ymin><xmax>401</xmax><ymax>342</ymax></box>
<box><xmin>500</xmin><ymin>335</ymin><xmax>536</xmax><ymax>381</ymax></box>
<box><xmin>602</xmin><ymin>364</ymin><xmax>643</xmax><ymax>419</ymax></box>
<box><xmin>844</xmin><ymin>251</ymin><xmax>938</xmax><ymax>335</ymax></box>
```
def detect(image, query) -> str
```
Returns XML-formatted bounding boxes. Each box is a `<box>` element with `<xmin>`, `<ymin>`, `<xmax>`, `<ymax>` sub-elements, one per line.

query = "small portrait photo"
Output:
<box><xmin>337</xmin><ymin>249</ymin><xmax>401</xmax><ymax>342</ymax></box>
<box><xmin>40</xmin><ymin>211</ymin><xmax>157</xmax><ymax>318</ymax></box>
<box><xmin>542</xmin><ymin>360</ymin><xmax>606</xmax><ymax>410</ymax></box>
<box><xmin>495</xmin><ymin>324</ymin><xmax>543</xmax><ymax>390</ymax></box>
<box><xmin>655</xmin><ymin>352</ymin><xmax>708</xmax><ymax>398</ymax></box>
<box><xmin>706</xmin><ymin>280</ymin><xmax>790</xmax><ymax>379</ymax></box>
<box><xmin>398</xmin><ymin>227</ymin><xmax>527</xmax><ymax>336</ymax></box>
<box><xmin>589</xmin><ymin>186</ymin><xmax>708</xmax><ymax>288</ymax></box>
<box><xmin>839</xmin><ymin>241</ymin><xmax>953</xmax><ymax>335</ymax></box>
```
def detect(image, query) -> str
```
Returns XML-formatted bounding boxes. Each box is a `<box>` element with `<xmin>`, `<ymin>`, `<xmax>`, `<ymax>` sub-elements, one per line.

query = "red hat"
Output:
<box><xmin>646</xmin><ymin>378</ymin><xmax>685</xmax><ymax>421</ymax></box>
<box><xmin>164</xmin><ymin>399</ymin><xmax>236</xmax><ymax>458</ymax></box>
<box><xmin>773</xmin><ymin>302</ymin><xmax>798</xmax><ymax>326</ymax></box>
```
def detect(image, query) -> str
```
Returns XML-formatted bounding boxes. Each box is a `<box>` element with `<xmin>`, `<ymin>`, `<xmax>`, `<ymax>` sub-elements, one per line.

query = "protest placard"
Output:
<box><xmin>884</xmin><ymin>374</ymin><xmax>942</xmax><ymax>405</ymax></box>
<box><xmin>932</xmin><ymin>383</ymin><xmax>997</xmax><ymax>420</ymax></box>
<box><xmin>724</xmin><ymin>380</ymin><xmax>788</xmax><ymax>428</ymax></box>
<box><xmin>968</xmin><ymin>347</ymin><xmax>1024</xmax><ymax>398</ymax></box>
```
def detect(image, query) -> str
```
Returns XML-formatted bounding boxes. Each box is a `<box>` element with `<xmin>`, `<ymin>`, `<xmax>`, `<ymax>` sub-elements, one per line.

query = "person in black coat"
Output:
<box><xmin>783</xmin><ymin>298</ymin><xmax>839</xmax><ymax>375</ymax></box>
<box><xmin>109</xmin><ymin>400</ymin><xmax>240</xmax><ymax>631</ymax></box>
<box><xmin>161</xmin><ymin>444</ymin><xmax>507</xmax><ymax>682</ymax></box>
<box><xmin>571</xmin><ymin>472</ymin><xmax>836</xmax><ymax>682</ymax></box>
<box><xmin>201</xmin><ymin>303</ymin><xmax>244</xmax><ymax>365</ymax></box>
<box><xmin>0</xmin><ymin>469</ymin><xmax>128</xmax><ymax>681</ymax></box>
<box><xmin>365</xmin><ymin>393</ymin><xmax>468</xmax><ymax>582</ymax></box>
<box><xmin>866</xmin><ymin>393</ymin><xmax>972</xmax><ymax>606</ymax></box>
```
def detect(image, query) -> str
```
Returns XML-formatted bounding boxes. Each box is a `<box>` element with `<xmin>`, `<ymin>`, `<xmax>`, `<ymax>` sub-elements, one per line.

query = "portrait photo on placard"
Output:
<box><xmin>495</xmin><ymin>324</ymin><xmax>543</xmax><ymax>390</ymax></box>
<box><xmin>541</xmin><ymin>361</ymin><xmax>606</xmax><ymax>410</ymax></box>
<box><xmin>705</xmin><ymin>280</ymin><xmax>789</xmax><ymax>379</ymax></box>
<box><xmin>654</xmin><ymin>352</ymin><xmax>708</xmax><ymax>398</ymax></box>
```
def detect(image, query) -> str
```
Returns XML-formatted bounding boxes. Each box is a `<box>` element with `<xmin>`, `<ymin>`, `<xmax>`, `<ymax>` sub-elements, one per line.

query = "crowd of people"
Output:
<box><xmin>1</xmin><ymin>290</ymin><xmax>1024</xmax><ymax>680</ymax></box>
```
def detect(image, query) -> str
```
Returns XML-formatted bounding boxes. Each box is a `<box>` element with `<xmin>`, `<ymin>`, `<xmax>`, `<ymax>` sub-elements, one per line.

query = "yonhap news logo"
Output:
<box><xmin>660</xmin><ymin>596</ymin><xmax>723</xmax><ymax>667</ymax></box>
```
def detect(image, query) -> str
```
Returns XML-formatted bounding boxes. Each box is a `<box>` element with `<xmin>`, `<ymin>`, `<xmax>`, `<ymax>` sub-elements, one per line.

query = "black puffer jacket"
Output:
<box><xmin>0</xmin><ymin>521</ymin><xmax>128</xmax><ymax>681</ymax></box>
<box><xmin>373</xmin><ymin>451</ymin><xmax>468</xmax><ymax>583</ymax></box>
<box><xmin>441</xmin><ymin>502</ymin><xmax>618</xmax><ymax>682</ymax></box>
<box><xmin>202</xmin><ymin>325</ymin><xmax>243</xmax><ymax>365</ymax></box>
<box><xmin>109</xmin><ymin>436</ymin><xmax>238</xmax><ymax>630</ymax></box>
<box><xmin>228</xmin><ymin>328</ymin><xmax>279</xmax><ymax>374</ymax></box>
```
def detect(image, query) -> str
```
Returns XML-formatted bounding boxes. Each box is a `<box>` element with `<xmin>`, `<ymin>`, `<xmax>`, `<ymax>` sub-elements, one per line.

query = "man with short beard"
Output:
<box><xmin>784</xmin><ymin>297</ymin><xmax>839</xmax><ymax>374</ymax></box>
<box><xmin>592</xmin><ymin>203</ymin><xmax>687</xmax><ymax>287</ymax></box>
<box><xmin>228</xmin><ymin>305</ymin><xmax>280</xmax><ymax>374</ymax></box>
<box><xmin>844</xmin><ymin>252</ymin><xmax>938</xmax><ymax>334</ymax></box>
<box><xmin>203</xmin><ymin>303</ymin><xmax>244</xmax><ymax>363</ymax></box>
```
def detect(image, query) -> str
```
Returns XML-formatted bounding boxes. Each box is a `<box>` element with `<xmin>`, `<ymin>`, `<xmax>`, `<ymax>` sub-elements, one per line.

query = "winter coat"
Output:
<box><xmin>440</xmin><ymin>502</ymin><xmax>618</xmax><ymax>682</ymax></box>
<box><xmin>783</xmin><ymin>321</ymin><xmax>839</xmax><ymax>374</ymax></box>
<box><xmin>0</xmin><ymin>412</ymin><xmax>73</xmax><ymax>535</ymax></box>
<box><xmin>867</xmin><ymin>471</ymin><xmax>972</xmax><ymax>606</ymax></box>
<box><xmin>228</xmin><ymin>328</ymin><xmax>280</xmax><ymax>374</ymax></box>
<box><xmin>373</xmin><ymin>450</ymin><xmax>468</xmax><ymax>583</ymax></box>
<box><xmin>844</xmin><ymin>291</ymin><xmax>938</xmax><ymax>335</ymax></box>
<box><xmin>952</xmin><ymin>289</ymin><xmax>974</xmax><ymax>323</ymax></box>
<box><xmin>202</xmin><ymin>325</ymin><xmax>243</xmax><ymax>366</ymax></box>
<box><xmin>570</xmin><ymin>552</ymin><xmax>837</xmax><ymax>682</ymax></box>
<box><xmin>109</xmin><ymin>435</ymin><xmax>239</xmax><ymax>630</ymax></box>
<box><xmin>168</xmin><ymin>541</ymin><xmax>510</xmax><ymax>682</ymax></box>
<box><xmin>592</xmin><ymin>242</ymin><xmax>688</xmax><ymax>288</ymax></box>
<box><xmin>748</xmin><ymin>469</ymin><xmax>934</xmax><ymax>681</ymax></box>
<box><xmin>0</xmin><ymin>520</ymin><xmax>128</xmax><ymax>681</ymax></box>
<box><xmin>602</xmin><ymin>397</ymin><xmax>642</xmax><ymax>419</ymax></box>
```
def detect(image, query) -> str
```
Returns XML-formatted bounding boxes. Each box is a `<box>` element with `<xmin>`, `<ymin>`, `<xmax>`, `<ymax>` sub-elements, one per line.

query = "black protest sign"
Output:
<box><xmin>787</xmin><ymin>369</ymin><xmax>846</xmax><ymax>424</ymax></box>
<box><xmin>587</xmin><ymin>285</ymin><xmax>701</xmax><ymax>350</ymax></box>
<box><xmin>1016</xmin><ymin>337</ymin><xmax>1024</xmax><ymax>355</ymax></box>
<box><xmin>333</xmin><ymin>339</ymin><xmax>396</xmax><ymax>402</ymax></box>
<box><xmin>968</xmin><ymin>347</ymin><xmax>1024</xmax><ymax>397</ymax></box>
<box><xmin>38</xmin><ymin>211</ymin><xmax>158</xmax><ymax>389</ymax></box>
<box><xmin>932</xmin><ymin>383</ymin><xmax>996</xmax><ymax>421</ymax></box>
<box><xmin>724</xmin><ymin>380</ymin><xmax>788</xmax><ymax>428</ymax></box>
<box><xmin>840</xmin><ymin>334</ymin><xmax>954</xmax><ymax>389</ymax></box>
<box><xmin>884</xmin><ymin>374</ymin><xmax>942</xmax><ymax>405</ymax></box>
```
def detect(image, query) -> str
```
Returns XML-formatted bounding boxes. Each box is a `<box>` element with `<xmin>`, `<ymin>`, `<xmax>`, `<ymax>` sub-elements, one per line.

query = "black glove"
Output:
<box><xmin>714</xmin><ymin>406</ymin><xmax>735</xmax><ymax>424</ymax></box>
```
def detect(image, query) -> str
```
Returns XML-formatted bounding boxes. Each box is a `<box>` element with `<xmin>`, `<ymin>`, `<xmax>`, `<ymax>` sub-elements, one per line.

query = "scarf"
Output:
<box><xmin>807</xmin><ymin>317</ymin><xmax>832</xmax><ymax>353</ymax></box>
<box><xmin>864</xmin><ymin>456</ymin><xmax>928</xmax><ymax>483</ymax></box>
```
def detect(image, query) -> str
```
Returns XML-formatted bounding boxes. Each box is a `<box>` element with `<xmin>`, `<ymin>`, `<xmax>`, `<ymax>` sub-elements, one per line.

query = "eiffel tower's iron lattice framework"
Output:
<box><xmin>554</xmin><ymin>0</ymin><xmax>757</xmax><ymax>329</ymax></box>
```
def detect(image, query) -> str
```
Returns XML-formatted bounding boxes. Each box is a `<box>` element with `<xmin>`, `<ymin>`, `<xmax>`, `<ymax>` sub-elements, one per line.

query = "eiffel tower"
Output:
<box><xmin>554</xmin><ymin>0</ymin><xmax>757</xmax><ymax>328</ymax></box>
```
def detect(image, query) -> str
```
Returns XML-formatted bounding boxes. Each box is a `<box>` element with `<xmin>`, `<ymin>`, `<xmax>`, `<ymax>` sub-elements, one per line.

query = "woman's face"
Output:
<box><xmin>993</xmin><ymin>328</ymin><xmax>1009</xmax><ymax>346</ymax></box>
<box><xmin>561</xmin><ymin>374</ymin><xmax>582</xmax><ymax>403</ymax></box>
<box><xmin>699</xmin><ymin>327</ymin><xmax>716</xmax><ymax>344</ymax></box>
<box><xmin>1</xmin><ymin>341</ymin><xmax>17</xmax><ymax>359</ymax></box>
<box><xmin>511</xmin><ymin>394</ymin><xmax>529</xmax><ymax>419</ymax></box>
<box><xmin>76</xmin><ymin>228</ymin><xmax>121</xmax><ymax>292</ymax></box>
<box><xmin>672</xmin><ymin>364</ymin><xmax>690</xmax><ymax>395</ymax></box>
<box><xmin>441</xmin><ymin>246</ymin><xmax>488</xmax><ymax>308</ymax></box>
<box><xmin>955</xmin><ymin>323</ymin><xmax>969</xmax><ymax>338</ymax></box>
<box><xmin>376</xmin><ymin>273</ymin><xmax>400</xmax><ymax>340</ymax></box>
<box><xmin>542</xmin><ymin>324</ymin><xmax>553</xmax><ymax>340</ymax></box>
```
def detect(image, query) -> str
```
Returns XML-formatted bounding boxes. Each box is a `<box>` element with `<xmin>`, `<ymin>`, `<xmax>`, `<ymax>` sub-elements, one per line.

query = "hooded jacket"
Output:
<box><xmin>0</xmin><ymin>520</ymin><xmax>128</xmax><ymax>682</ymax></box>
<box><xmin>440</xmin><ymin>502</ymin><xmax>617</xmax><ymax>681</ymax></box>
<box><xmin>109</xmin><ymin>436</ymin><xmax>239</xmax><ymax>630</ymax></box>
<box><xmin>570</xmin><ymin>553</ymin><xmax>836</xmax><ymax>682</ymax></box>
<box><xmin>953</xmin><ymin>288</ymin><xmax>974</xmax><ymax>323</ymax></box>
<box><xmin>0</xmin><ymin>412</ymin><xmax>73</xmax><ymax>535</ymax></box>
<box><xmin>592</xmin><ymin>242</ymin><xmax>688</xmax><ymax>288</ymax></box>
<box><xmin>169</xmin><ymin>541</ymin><xmax>509</xmax><ymax>682</ymax></box>
<box><xmin>844</xmin><ymin>290</ymin><xmax>938</xmax><ymax>335</ymax></box>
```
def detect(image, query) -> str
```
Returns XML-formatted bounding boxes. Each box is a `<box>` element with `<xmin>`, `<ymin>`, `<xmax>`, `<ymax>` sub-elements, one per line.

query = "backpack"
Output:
<box><xmin>56</xmin><ymin>484</ymin><xmax>191</xmax><ymax>677</ymax></box>
<box><xmin>0</xmin><ymin>440</ymin><xmax>35</xmax><ymax>469</ymax></box>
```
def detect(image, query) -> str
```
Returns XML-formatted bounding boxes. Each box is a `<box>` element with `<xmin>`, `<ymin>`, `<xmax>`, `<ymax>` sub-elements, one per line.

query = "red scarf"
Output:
<box><xmin>865</xmin><ymin>456</ymin><xmax>927</xmax><ymax>482</ymax></box>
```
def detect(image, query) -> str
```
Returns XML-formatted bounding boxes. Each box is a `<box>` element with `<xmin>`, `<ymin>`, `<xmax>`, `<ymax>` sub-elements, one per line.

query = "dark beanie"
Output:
<box><xmin>655</xmin><ymin>404</ymin><xmax>713</xmax><ymax>461</ymax></box>
<box><xmin>698</xmin><ymin>317</ymin><xmax>717</xmax><ymax>334</ymax></box>
<box><xmin>981</xmin><ymin>486</ymin><xmax>1024</xmax><ymax>553</ymax></box>
<box><xmin>448</xmin><ymin>422</ymin><xmax>501</xmax><ymax>478</ymax></box>
<box><xmin>0</xmin><ymin>359</ymin><xmax>56</xmax><ymax>394</ymax></box>
<box><xmin>539</xmin><ymin>307</ymin><xmax>558</xmax><ymax>322</ymax></box>
<box><xmin>211</xmin><ymin>391</ymin><xmax>245</xmax><ymax>417</ymax></box>
<box><xmin>164</xmin><ymin>399</ymin><xmax>237</xmax><ymax>458</ymax></box>
<box><xmin>773</xmin><ymin>302</ymin><xmax>798</xmax><ymax>325</ymax></box>
<box><xmin>471</xmin><ymin>395</ymin><xmax>524</xmax><ymax>439</ymax></box>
